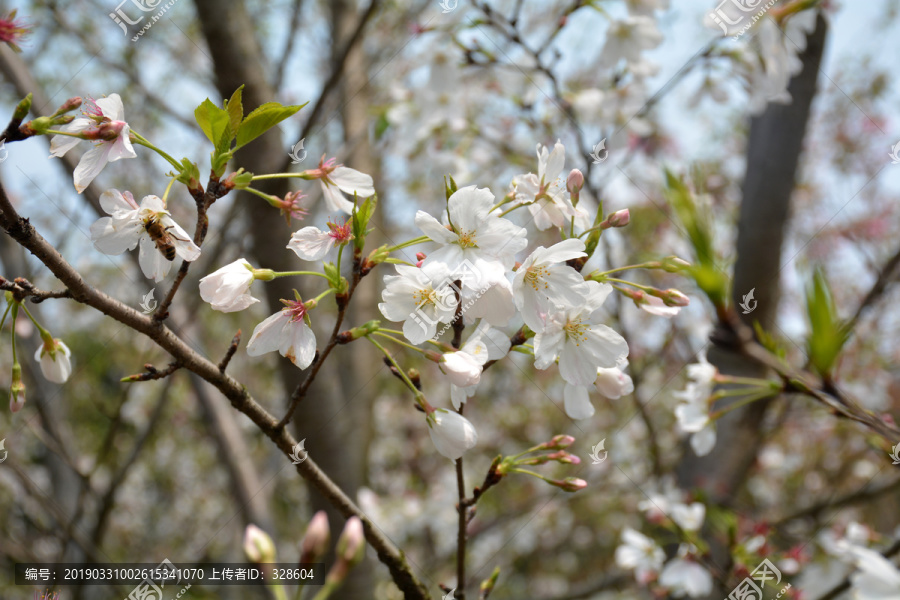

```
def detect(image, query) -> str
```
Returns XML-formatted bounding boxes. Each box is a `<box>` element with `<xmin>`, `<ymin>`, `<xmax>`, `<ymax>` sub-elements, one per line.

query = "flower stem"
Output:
<box><xmin>252</xmin><ymin>173</ymin><xmax>312</xmax><ymax>181</ymax></box>
<box><xmin>0</xmin><ymin>302</ymin><xmax>13</xmax><ymax>331</ymax></box>
<box><xmin>366</xmin><ymin>336</ymin><xmax>426</xmax><ymax>408</ymax></box>
<box><xmin>244</xmin><ymin>186</ymin><xmax>279</xmax><ymax>203</ymax></box>
<box><xmin>272</xmin><ymin>271</ymin><xmax>330</xmax><ymax>280</ymax></box>
<box><xmin>371</xmin><ymin>331</ymin><xmax>428</xmax><ymax>355</ymax></box>
<box><xmin>19</xmin><ymin>303</ymin><xmax>51</xmax><ymax>340</ymax></box>
<box><xmin>130</xmin><ymin>131</ymin><xmax>182</xmax><ymax>170</ymax></box>
<box><xmin>386</xmin><ymin>235</ymin><xmax>430</xmax><ymax>252</ymax></box>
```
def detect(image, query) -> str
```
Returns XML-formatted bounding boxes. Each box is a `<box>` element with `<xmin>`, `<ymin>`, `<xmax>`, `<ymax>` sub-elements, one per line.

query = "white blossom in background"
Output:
<box><xmin>34</xmin><ymin>338</ymin><xmax>72</xmax><ymax>384</ymax></box>
<box><xmin>671</xmin><ymin>502</ymin><xmax>706</xmax><ymax>532</ymax></box>
<box><xmin>595</xmin><ymin>364</ymin><xmax>634</xmax><ymax>399</ymax></box>
<box><xmin>199</xmin><ymin>258</ymin><xmax>260</xmax><ymax>312</ymax></box>
<box><xmin>440</xmin><ymin>348</ymin><xmax>485</xmax><ymax>389</ymax></box>
<box><xmin>673</xmin><ymin>350</ymin><xmax>718</xmax><ymax>456</ymax></box>
<box><xmin>90</xmin><ymin>190</ymin><xmax>200</xmax><ymax>282</ymax></box>
<box><xmin>246</xmin><ymin>299</ymin><xmax>317</xmax><ymax>370</ymax></box>
<box><xmin>510</xmin><ymin>141</ymin><xmax>588</xmax><ymax>231</ymax></box>
<box><xmin>659</xmin><ymin>554</ymin><xmax>713</xmax><ymax>598</ymax></box>
<box><xmin>378</xmin><ymin>263</ymin><xmax>458</xmax><ymax>344</ymax></box>
<box><xmin>534</xmin><ymin>281</ymin><xmax>629</xmax><ymax>386</ymax></box>
<box><xmin>615</xmin><ymin>528</ymin><xmax>665</xmax><ymax>583</ymax></box>
<box><xmin>513</xmin><ymin>238</ymin><xmax>589</xmax><ymax>332</ymax></box>
<box><xmin>599</xmin><ymin>16</ymin><xmax>663</xmax><ymax>71</ymax></box>
<box><xmin>428</xmin><ymin>408</ymin><xmax>477</xmax><ymax>460</ymax></box>
<box><xmin>49</xmin><ymin>94</ymin><xmax>137</xmax><ymax>193</ymax></box>
<box><xmin>841</xmin><ymin>544</ymin><xmax>900</xmax><ymax>600</ymax></box>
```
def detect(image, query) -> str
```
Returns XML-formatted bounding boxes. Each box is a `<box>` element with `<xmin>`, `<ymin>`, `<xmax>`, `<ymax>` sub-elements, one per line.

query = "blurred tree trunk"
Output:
<box><xmin>192</xmin><ymin>1</ymin><xmax>376</xmax><ymax>596</ymax></box>
<box><xmin>675</xmin><ymin>13</ymin><xmax>828</xmax><ymax>590</ymax></box>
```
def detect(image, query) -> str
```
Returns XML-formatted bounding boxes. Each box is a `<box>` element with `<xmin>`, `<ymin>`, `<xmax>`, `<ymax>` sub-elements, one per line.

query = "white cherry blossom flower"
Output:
<box><xmin>615</xmin><ymin>528</ymin><xmax>665</xmax><ymax>583</ymax></box>
<box><xmin>596</xmin><ymin>365</ymin><xmax>634</xmax><ymax>399</ymax></box>
<box><xmin>246</xmin><ymin>298</ymin><xmax>317</xmax><ymax>369</ymax></box>
<box><xmin>674</xmin><ymin>351</ymin><xmax>718</xmax><ymax>456</ymax></box>
<box><xmin>671</xmin><ymin>502</ymin><xmax>706</xmax><ymax>532</ymax></box>
<box><xmin>90</xmin><ymin>190</ymin><xmax>200</xmax><ymax>282</ymax></box>
<box><xmin>511</xmin><ymin>141</ymin><xmax>589</xmax><ymax>231</ymax></box>
<box><xmin>534</xmin><ymin>281</ymin><xmax>629</xmax><ymax>386</ymax></box>
<box><xmin>659</xmin><ymin>557</ymin><xmax>713</xmax><ymax>598</ymax></box>
<box><xmin>600</xmin><ymin>17</ymin><xmax>663</xmax><ymax>70</ymax></box>
<box><xmin>34</xmin><ymin>338</ymin><xmax>72</xmax><ymax>384</ymax></box>
<box><xmin>843</xmin><ymin>544</ymin><xmax>900</xmax><ymax>600</ymax></box>
<box><xmin>306</xmin><ymin>156</ymin><xmax>374</xmax><ymax>214</ymax></box>
<box><xmin>427</xmin><ymin>408</ymin><xmax>477</xmax><ymax>460</ymax></box>
<box><xmin>287</xmin><ymin>218</ymin><xmax>353</xmax><ymax>261</ymax></box>
<box><xmin>200</xmin><ymin>258</ymin><xmax>260</xmax><ymax>312</ymax></box>
<box><xmin>440</xmin><ymin>348</ymin><xmax>485</xmax><ymax>388</ymax></box>
<box><xmin>449</xmin><ymin>322</ymin><xmax>511</xmax><ymax>409</ymax></box>
<box><xmin>378</xmin><ymin>263</ymin><xmax>458</xmax><ymax>345</ymax></box>
<box><xmin>513</xmin><ymin>238</ymin><xmax>589</xmax><ymax>332</ymax></box>
<box><xmin>50</xmin><ymin>94</ymin><xmax>137</xmax><ymax>193</ymax></box>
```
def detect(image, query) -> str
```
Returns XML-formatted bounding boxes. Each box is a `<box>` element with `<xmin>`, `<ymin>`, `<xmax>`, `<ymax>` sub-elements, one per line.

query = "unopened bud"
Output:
<box><xmin>9</xmin><ymin>363</ymin><xmax>25</xmax><ymax>413</ymax></box>
<box><xmin>546</xmin><ymin>450</ymin><xmax>580</xmax><ymax>465</ymax></box>
<box><xmin>566</xmin><ymin>169</ymin><xmax>584</xmax><ymax>194</ymax></box>
<box><xmin>300</xmin><ymin>511</ymin><xmax>331</xmax><ymax>563</ymax></box>
<box><xmin>661</xmin><ymin>256</ymin><xmax>691</xmax><ymax>273</ymax></box>
<box><xmin>415</xmin><ymin>252</ymin><xmax>426</xmax><ymax>261</ymax></box>
<box><xmin>480</xmin><ymin>566</ymin><xmax>501</xmax><ymax>598</ymax></box>
<box><xmin>662</xmin><ymin>289</ymin><xmax>690</xmax><ymax>307</ymax></box>
<box><xmin>549</xmin><ymin>477</ymin><xmax>587</xmax><ymax>492</ymax></box>
<box><xmin>336</xmin><ymin>517</ymin><xmax>365</xmax><ymax>565</ymax></box>
<box><xmin>337</xmin><ymin>320</ymin><xmax>380</xmax><ymax>343</ymax></box>
<box><xmin>543</xmin><ymin>434</ymin><xmax>575</xmax><ymax>450</ymax></box>
<box><xmin>604</xmin><ymin>209</ymin><xmax>630</xmax><ymax>228</ymax></box>
<box><xmin>12</xmin><ymin>93</ymin><xmax>32</xmax><ymax>122</ymax></box>
<box><xmin>407</xmin><ymin>368</ymin><xmax>421</xmax><ymax>388</ymax></box>
<box><xmin>243</xmin><ymin>524</ymin><xmax>276</xmax><ymax>563</ymax></box>
<box><xmin>53</xmin><ymin>96</ymin><xmax>83</xmax><ymax>116</ymax></box>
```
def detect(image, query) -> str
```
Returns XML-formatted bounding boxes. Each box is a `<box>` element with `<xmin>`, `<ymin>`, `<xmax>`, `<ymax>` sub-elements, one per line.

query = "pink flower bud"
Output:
<box><xmin>606</xmin><ymin>209</ymin><xmax>630</xmax><ymax>228</ymax></box>
<box><xmin>566</xmin><ymin>169</ymin><xmax>584</xmax><ymax>194</ymax></box>
<box><xmin>550</xmin><ymin>477</ymin><xmax>587</xmax><ymax>492</ymax></box>
<box><xmin>546</xmin><ymin>450</ymin><xmax>581</xmax><ymax>465</ymax></box>
<box><xmin>243</xmin><ymin>524</ymin><xmax>276</xmax><ymax>563</ymax></box>
<box><xmin>300</xmin><ymin>511</ymin><xmax>331</xmax><ymax>563</ymax></box>
<box><xmin>537</xmin><ymin>434</ymin><xmax>575</xmax><ymax>450</ymax></box>
<box><xmin>336</xmin><ymin>517</ymin><xmax>365</xmax><ymax>565</ymax></box>
<box><xmin>416</xmin><ymin>252</ymin><xmax>427</xmax><ymax>261</ymax></box>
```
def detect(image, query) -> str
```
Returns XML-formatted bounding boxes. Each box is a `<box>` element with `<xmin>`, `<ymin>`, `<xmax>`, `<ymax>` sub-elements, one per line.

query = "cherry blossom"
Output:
<box><xmin>511</xmin><ymin>141</ymin><xmax>589</xmax><ymax>231</ymax></box>
<box><xmin>534</xmin><ymin>281</ymin><xmax>629</xmax><ymax>386</ymax></box>
<box><xmin>34</xmin><ymin>338</ymin><xmax>72</xmax><ymax>384</ymax></box>
<box><xmin>615</xmin><ymin>528</ymin><xmax>665</xmax><ymax>583</ymax></box>
<box><xmin>246</xmin><ymin>298</ymin><xmax>317</xmax><ymax>370</ymax></box>
<box><xmin>595</xmin><ymin>365</ymin><xmax>634</xmax><ymax>399</ymax></box>
<box><xmin>199</xmin><ymin>259</ymin><xmax>260</xmax><ymax>313</ymax></box>
<box><xmin>49</xmin><ymin>94</ymin><xmax>137</xmax><ymax>193</ymax></box>
<box><xmin>449</xmin><ymin>323</ymin><xmax>511</xmax><ymax>409</ymax></box>
<box><xmin>288</xmin><ymin>218</ymin><xmax>353</xmax><ymax>261</ymax></box>
<box><xmin>378</xmin><ymin>263</ymin><xmax>458</xmax><ymax>344</ymax></box>
<box><xmin>306</xmin><ymin>156</ymin><xmax>374</xmax><ymax>214</ymax></box>
<box><xmin>89</xmin><ymin>190</ymin><xmax>200</xmax><ymax>282</ymax></box>
<box><xmin>513</xmin><ymin>238</ymin><xmax>589</xmax><ymax>332</ymax></box>
<box><xmin>659</xmin><ymin>556</ymin><xmax>713</xmax><ymax>598</ymax></box>
<box><xmin>427</xmin><ymin>408</ymin><xmax>477</xmax><ymax>460</ymax></box>
<box><xmin>673</xmin><ymin>351</ymin><xmax>718</xmax><ymax>456</ymax></box>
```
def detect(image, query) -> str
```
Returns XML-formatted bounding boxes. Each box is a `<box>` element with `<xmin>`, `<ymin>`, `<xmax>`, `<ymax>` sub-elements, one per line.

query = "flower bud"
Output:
<box><xmin>549</xmin><ymin>477</ymin><xmax>587</xmax><ymax>492</ymax></box>
<box><xmin>300</xmin><ymin>511</ymin><xmax>331</xmax><ymax>564</ymax></box>
<box><xmin>543</xmin><ymin>434</ymin><xmax>575</xmax><ymax>450</ymax></box>
<box><xmin>661</xmin><ymin>256</ymin><xmax>691</xmax><ymax>273</ymax></box>
<box><xmin>243</xmin><ymin>524</ymin><xmax>276</xmax><ymax>563</ymax></box>
<box><xmin>604</xmin><ymin>209</ymin><xmax>630</xmax><ymax>228</ymax></box>
<box><xmin>662</xmin><ymin>289</ymin><xmax>690</xmax><ymax>307</ymax></box>
<box><xmin>251</xmin><ymin>268</ymin><xmax>275</xmax><ymax>281</ymax></box>
<box><xmin>12</xmin><ymin>93</ymin><xmax>32</xmax><ymax>122</ymax></box>
<box><xmin>547</xmin><ymin>450</ymin><xmax>581</xmax><ymax>465</ymax></box>
<box><xmin>9</xmin><ymin>363</ymin><xmax>25</xmax><ymax>413</ymax></box>
<box><xmin>34</xmin><ymin>338</ymin><xmax>72</xmax><ymax>384</ymax></box>
<box><xmin>336</xmin><ymin>517</ymin><xmax>365</xmax><ymax>565</ymax></box>
<box><xmin>480</xmin><ymin>567</ymin><xmax>501</xmax><ymax>597</ymax></box>
<box><xmin>566</xmin><ymin>169</ymin><xmax>584</xmax><ymax>194</ymax></box>
<box><xmin>415</xmin><ymin>252</ymin><xmax>427</xmax><ymax>262</ymax></box>
<box><xmin>53</xmin><ymin>97</ymin><xmax>83</xmax><ymax>117</ymax></box>
<box><xmin>427</xmin><ymin>409</ymin><xmax>478</xmax><ymax>460</ymax></box>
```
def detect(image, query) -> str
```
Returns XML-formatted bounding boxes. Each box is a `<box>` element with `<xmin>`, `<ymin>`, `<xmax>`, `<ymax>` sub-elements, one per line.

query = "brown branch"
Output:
<box><xmin>121</xmin><ymin>361</ymin><xmax>183</xmax><ymax>383</ymax></box>
<box><xmin>218</xmin><ymin>329</ymin><xmax>242</xmax><ymax>373</ymax></box>
<box><xmin>0</xmin><ymin>276</ymin><xmax>72</xmax><ymax>303</ymax></box>
<box><xmin>456</xmin><ymin>447</ymin><xmax>468</xmax><ymax>599</ymax></box>
<box><xmin>0</xmin><ymin>183</ymin><xmax>430</xmax><ymax>599</ymax></box>
<box><xmin>846</xmin><ymin>243</ymin><xmax>900</xmax><ymax>335</ymax></box>
<box><xmin>774</xmin><ymin>477</ymin><xmax>900</xmax><ymax>526</ymax></box>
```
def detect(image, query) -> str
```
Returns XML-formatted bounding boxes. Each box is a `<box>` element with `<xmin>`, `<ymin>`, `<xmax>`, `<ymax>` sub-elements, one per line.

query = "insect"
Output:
<box><xmin>144</xmin><ymin>215</ymin><xmax>189</xmax><ymax>261</ymax></box>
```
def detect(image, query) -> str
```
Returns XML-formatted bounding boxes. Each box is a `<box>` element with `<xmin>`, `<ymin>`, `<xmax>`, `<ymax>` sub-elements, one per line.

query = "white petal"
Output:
<box><xmin>288</xmin><ymin>227</ymin><xmax>335</xmax><ymax>261</ymax></box>
<box><xmin>414</xmin><ymin>210</ymin><xmax>456</xmax><ymax>244</ymax></box>
<box><xmin>247</xmin><ymin>312</ymin><xmax>290</xmax><ymax>356</ymax></box>
<box><xmin>564</xmin><ymin>384</ymin><xmax>595</xmax><ymax>419</ymax></box>
<box><xmin>49</xmin><ymin>118</ymin><xmax>91</xmax><ymax>157</ymax></box>
<box><xmin>690</xmin><ymin>427</ymin><xmax>716</xmax><ymax>457</ymax></box>
<box><xmin>99</xmin><ymin>189</ymin><xmax>139</xmax><ymax>215</ymax></box>
<box><xmin>90</xmin><ymin>216</ymin><xmax>142</xmax><ymax>255</ymax></box>
<box><xmin>138</xmin><ymin>234</ymin><xmax>172</xmax><ymax>281</ymax></box>
<box><xmin>73</xmin><ymin>144</ymin><xmax>113</xmax><ymax>193</ymax></box>
<box><xmin>96</xmin><ymin>93</ymin><xmax>126</xmax><ymax>121</ymax></box>
<box><xmin>106</xmin><ymin>125</ymin><xmax>137</xmax><ymax>162</ymax></box>
<box><xmin>281</xmin><ymin>320</ymin><xmax>317</xmax><ymax>369</ymax></box>
<box><xmin>321</xmin><ymin>181</ymin><xmax>355</xmax><ymax>213</ymax></box>
<box><xmin>543</xmin><ymin>140</ymin><xmax>566</xmax><ymax>182</ymax></box>
<box><xmin>428</xmin><ymin>410</ymin><xmax>477</xmax><ymax>460</ymax></box>
<box><xmin>331</xmin><ymin>166</ymin><xmax>374</xmax><ymax>198</ymax></box>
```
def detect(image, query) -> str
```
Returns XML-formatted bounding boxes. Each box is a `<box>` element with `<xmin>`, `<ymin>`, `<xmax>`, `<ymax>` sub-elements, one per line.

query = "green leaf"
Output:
<box><xmin>352</xmin><ymin>195</ymin><xmax>378</xmax><ymax>251</ymax></box>
<box><xmin>194</xmin><ymin>98</ymin><xmax>232</xmax><ymax>149</ymax></box>
<box><xmin>235</xmin><ymin>101</ymin><xmax>307</xmax><ymax>148</ymax></box>
<box><xmin>444</xmin><ymin>175</ymin><xmax>459</xmax><ymax>201</ymax></box>
<box><xmin>226</xmin><ymin>85</ymin><xmax>244</xmax><ymax>137</ymax></box>
<box><xmin>805</xmin><ymin>267</ymin><xmax>851</xmax><ymax>377</ymax></box>
<box><xmin>173</xmin><ymin>157</ymin><xmax>201</xmax><ymax>187</ymax></box>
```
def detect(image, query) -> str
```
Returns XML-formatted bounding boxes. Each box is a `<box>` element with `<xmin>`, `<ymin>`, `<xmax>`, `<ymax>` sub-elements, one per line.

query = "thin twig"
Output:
<box><xmin>218</xmin><ymin>329</ymin><xmax>242</xmax><ymax>373</ymax></box>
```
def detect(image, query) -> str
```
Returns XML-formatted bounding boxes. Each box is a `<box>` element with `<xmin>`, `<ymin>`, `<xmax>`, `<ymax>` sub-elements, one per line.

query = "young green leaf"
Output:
<box><xmin>226</xmin><ymin>85</ymin><xmax>244</xmax><ymax>137</ymax></box>
<box><xmin>235</xmin><ymin>101</ymin><xmax>307</xmax><ymax>149</ymax></box>
<box><xmin>194</xmin><ymin>98</ymin><xmax>232</xmax><ymax>149</ymax></box>
<box><xmin>805</xmin><ymin>267</ymin><xmax>850</xmax><ymax>377</ymax></box>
